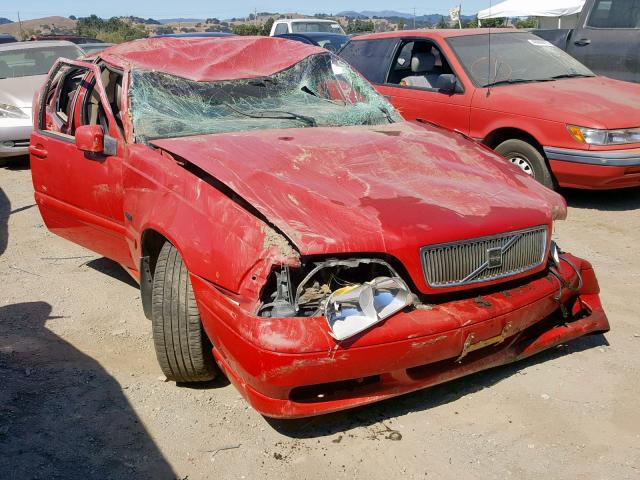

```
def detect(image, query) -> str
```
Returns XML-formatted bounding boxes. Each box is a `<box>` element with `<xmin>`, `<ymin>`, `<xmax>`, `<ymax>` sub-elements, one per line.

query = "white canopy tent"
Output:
<box><xmin>477</xmin><ymin>0</ymin><xmax>586</xmax><ymax>27</ymax></box>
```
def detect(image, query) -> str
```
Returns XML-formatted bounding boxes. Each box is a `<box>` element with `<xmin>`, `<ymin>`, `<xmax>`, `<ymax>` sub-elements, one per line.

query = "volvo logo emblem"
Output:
<box><xmin>486</xmin><ymin>247</ymin><xmax>503</xmax><ymax>268</ymax></box>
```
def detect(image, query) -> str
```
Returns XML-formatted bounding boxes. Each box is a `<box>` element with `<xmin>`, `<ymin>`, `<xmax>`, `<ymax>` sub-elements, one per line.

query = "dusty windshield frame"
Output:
<box><xmin>129</xmin><ymin>52</ymin><xmax>401</xmax><ymax>142</ymax></box>
<box><xmin>446</xmin><ymin>32</ymin><xmax>594</xmax><ymax>88</ymax></box>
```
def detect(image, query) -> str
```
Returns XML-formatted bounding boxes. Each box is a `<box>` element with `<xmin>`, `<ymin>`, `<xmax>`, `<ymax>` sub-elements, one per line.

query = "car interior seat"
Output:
<box><xmin>400</xmin><ymin>50</ymin><xmax>442</xmax><ymax>89</ymax></box>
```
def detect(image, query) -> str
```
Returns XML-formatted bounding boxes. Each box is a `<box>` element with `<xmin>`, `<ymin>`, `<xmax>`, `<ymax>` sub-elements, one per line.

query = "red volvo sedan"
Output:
<box><xmin>340</xmin><ymin>29</ymin><xmax>640</xmax><ymax>190</ymax></box>
<box><xmin>30</xmin><ymin>37</ymin><xmax>609</xmax><ymax>418</ymax></box>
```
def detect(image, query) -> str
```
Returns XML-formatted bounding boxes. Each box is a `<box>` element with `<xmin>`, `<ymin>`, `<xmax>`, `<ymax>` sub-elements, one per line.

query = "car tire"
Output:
<box><xmin>151</xmin><ymin>241</ymin><xmax>217</xmax><ymax>382</ymax></box>
<box><xmin>494</xmin><ymin>139</ymin><xmax>554</xmax><ymax>189</ymax></box>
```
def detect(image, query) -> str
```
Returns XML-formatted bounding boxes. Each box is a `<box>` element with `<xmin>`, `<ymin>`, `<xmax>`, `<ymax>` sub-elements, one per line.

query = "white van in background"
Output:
<box><xmin>269</xmin><ymin>19</ymin><xmax>345</xmax><ymax>36</ymax></box>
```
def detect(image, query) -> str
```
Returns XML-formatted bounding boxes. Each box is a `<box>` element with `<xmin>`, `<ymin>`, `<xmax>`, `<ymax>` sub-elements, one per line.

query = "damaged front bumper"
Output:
<box><xmin>191</xmin><ymin>253</ymin><xmax>609</xmax><ymax>418</ymax></box>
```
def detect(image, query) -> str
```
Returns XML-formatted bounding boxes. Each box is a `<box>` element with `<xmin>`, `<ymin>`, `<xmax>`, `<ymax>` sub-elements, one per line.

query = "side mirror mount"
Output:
<box><xmin>75</xmin><ymin>124</ymin><xmax>104</xmax><ymax>153</ymax></box>
<box><xmin>437</xmin><ymin>74</ymin><xmax>462</xmax><ymax>94</ymax></box>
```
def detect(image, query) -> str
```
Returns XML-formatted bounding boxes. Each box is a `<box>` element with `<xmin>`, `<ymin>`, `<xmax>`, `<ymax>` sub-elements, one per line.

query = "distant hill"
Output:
<box><xmin>0</xmin><ymin>18</ymin><xmax>12</xmax><ymax>25</ymax></box>
<box><xmin>339</xmin><ymin>10</ymin><xmax>475</xmax><ymax>23</ymax></box>
<box><xmin>0</xmin><ymin>16</ymin><xmax>76</xmax><ymax>39</ymax></box>
<box><xmin>158</xmin><ymin>18</ymin><xmax>205</xmax><ymax>24</ymax></box>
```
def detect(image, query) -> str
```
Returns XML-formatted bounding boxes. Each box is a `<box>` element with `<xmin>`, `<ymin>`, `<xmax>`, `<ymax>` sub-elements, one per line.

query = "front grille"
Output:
<box><xmin>421</xmin><ymin>226</ymin><xmax>548</xmax><ymax>288</ymax></box>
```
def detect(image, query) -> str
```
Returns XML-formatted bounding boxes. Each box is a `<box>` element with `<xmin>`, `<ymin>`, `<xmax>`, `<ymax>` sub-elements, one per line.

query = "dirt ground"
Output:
<box><xmin>1</xmin><ymin>158</ymin><xmax>639</xmax><ymax>480</ymax></box>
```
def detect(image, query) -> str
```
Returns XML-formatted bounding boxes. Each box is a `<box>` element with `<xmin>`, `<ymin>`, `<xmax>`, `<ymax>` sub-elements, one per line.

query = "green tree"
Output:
<box><xmin>346</xmin><ymin>18</ymin><xmax>374</xmax><ymax>34</ymax></box>
<box><xmin>514</xmin><ymin>17</ymin><xmax>538</xmax><ymax>28</ymax></box>
<box><xmin>77</xmin><ymin>15</ymin><xmax>148</xmax><ymax>43</ymax></box>
<box><xmin>479</xmin><ymin>17</ymin><xmax>505</xmax><ymax>27</ymax></box>
<box><xmin>397</xmin><ymin>19</ymin><xmax>406</xmax><ymax>30</ymax></box>
<box><xmin>231</xmin><ymin>23</ymin><xmax>262</xmax><ymax>35</ymax></box>
<box><xmin>436</xmin><ymin>16</ymin><xmax>449</xmax><ymax>28</ymax></box>
<box><xmin>261</xmin><ymin>17</ymin><xmax>274</xmax><ymax>35</ymax></box>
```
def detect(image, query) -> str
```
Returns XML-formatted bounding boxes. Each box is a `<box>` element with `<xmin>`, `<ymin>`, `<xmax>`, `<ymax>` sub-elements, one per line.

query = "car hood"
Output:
<box><xmin>153</xmin><ymin>122</ymin><xmax>564</xmax><ymax>264</ymax></box>
<box><xmin>475</xmin><ymin>76</ymin><xmax>640</xmax><ymax>129</ymax></box>
<box><xmin>0</xmin><ymin>74</ymin><xmax>47</xmax><ymax>109</ymax></box>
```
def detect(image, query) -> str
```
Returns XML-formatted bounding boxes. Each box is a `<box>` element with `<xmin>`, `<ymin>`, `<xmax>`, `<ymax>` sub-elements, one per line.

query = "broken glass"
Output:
<box><xmin>129</xmin><ymin>53</ymin><xmax>402</xmax><ymax>141</ymax></box>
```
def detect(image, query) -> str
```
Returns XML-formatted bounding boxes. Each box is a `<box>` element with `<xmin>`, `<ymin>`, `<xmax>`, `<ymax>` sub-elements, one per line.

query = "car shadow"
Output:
<box><xmin>0</xmin><ymin>301</ymin><xmax>177</xmax><ymax>479</ymax></box>
<box><xmin>1</xmin><ymin>155</ymin><xmax>30</xmax><ymax>171</ymax></box>
<box><xmin>561</xmin><ymin>186</ymin><xmax>640</xmax><ymax>211</ymax></box>
<box><xmin>85</xmin><ymin>257</ymin><xmax>139</xmax><ymax>288</ymax></box>
<box><xmin>266</xmin><ymin>333</ymin><xmax>608</xmax><ymax>438</ymax></box>
<box><xmin>0</xmin><ymin>187</ymin><xmax>8</xmax><ymax>257</ymax></box>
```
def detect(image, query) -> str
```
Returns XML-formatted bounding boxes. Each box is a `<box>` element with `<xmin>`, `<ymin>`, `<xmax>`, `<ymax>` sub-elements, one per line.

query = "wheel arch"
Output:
<box><xmin>139</xmin><ymin>228</ymin><xmax>172</xmax><ymax>320</ymax></box>
<box><xmin>482</xmin><ymin>127</ymin><xmax>545</xmax><ymax>153</ymax></box>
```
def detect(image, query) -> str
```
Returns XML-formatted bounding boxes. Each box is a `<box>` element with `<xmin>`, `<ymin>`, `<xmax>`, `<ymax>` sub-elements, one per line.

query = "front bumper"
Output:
<box><xmin>0</xmin><ymin>119</ymin><xmax>32</xmax><ymax>158</ymax></box>
<box><xmin>544</xmin><ymin>146</ymin><xmax>640</xmax><ymax>189</ymax></box>
<box><xmin>192</xmin><ymin>254</ymin><xmax>609</xmax><ymax>418</ymax></box>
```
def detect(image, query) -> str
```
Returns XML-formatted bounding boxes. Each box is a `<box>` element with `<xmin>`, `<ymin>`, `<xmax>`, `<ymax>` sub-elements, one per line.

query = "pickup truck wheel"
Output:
<box><xmin>151</xmin><ymin>242</ymin><xmax>217</xmax><ymax>382</ymax></box>
<box><xmin>494</xmin><ymin>139</ymin><xmax>554</xmax><ymax>189</ymax></box>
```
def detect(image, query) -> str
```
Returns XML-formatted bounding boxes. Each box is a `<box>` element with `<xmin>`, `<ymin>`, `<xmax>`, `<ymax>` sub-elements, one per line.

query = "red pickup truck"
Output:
<box><xmin>340</xmin><ymin>29</ymin><xmax>640</xmax><ymax>190</ymax></box>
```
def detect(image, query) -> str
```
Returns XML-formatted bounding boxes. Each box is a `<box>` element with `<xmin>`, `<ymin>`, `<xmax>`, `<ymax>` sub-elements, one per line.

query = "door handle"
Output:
<box><xmin>29</xmin><ymin>144</ymin><xmax>48</xmax><ymax>158</ymax></box>
<box><xmin>574</xmin><ymin>38</ymin><xmax>591</xmax><ymax>46</ymax></box>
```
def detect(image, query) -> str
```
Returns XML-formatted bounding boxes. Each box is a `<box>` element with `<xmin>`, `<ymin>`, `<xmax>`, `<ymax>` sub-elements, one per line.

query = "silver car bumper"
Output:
<box><xmin>0</xmin><ymin>115</ymin><xmax>32</xmax><ymax>158</ymax></box>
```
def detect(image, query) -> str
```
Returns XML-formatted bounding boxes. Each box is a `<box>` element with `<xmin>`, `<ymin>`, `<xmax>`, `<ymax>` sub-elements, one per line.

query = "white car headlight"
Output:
<box><xmin>325</xmin><ymin>276</ymin><xmax>413</xmax><ymax>341</ymax></box>
<box><xmin>0</xmin><ymin>103</ymin><xmax>29</xmax><ymax>119</ymax></box>
<box><xmin>567</xmin><ymin>125</ymin><xmax>640</xmax><ymax>146</ymax></box>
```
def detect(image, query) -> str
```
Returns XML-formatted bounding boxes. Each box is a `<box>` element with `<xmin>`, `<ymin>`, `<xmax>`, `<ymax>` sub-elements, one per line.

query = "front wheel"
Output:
<box><xmin>494</xmin><ymin>139</ymin><xmax>555</xmax><ymax>189</ymax></box>
<box><xmin>151</xmin><ymin>242</ymin><xmax>217</xmax><ymax>382</ymax></box>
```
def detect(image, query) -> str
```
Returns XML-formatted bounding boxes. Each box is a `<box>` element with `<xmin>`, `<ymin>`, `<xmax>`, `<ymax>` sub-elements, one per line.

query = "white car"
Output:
<box><xmin>269</xmin><ymin>18</ymin><xmax>345</xmax><ymax>36</ymax></box>
<box><xmin>0</xmin><ymin>40</ymin><xmax>83</xmax><ymax>160</ymax></box>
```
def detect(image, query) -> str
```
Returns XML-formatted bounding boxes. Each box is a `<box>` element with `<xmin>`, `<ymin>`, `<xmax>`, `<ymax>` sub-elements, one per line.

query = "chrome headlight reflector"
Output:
<box><xmin>0</xmin><ymin>103</ymin><xmax>29</xmax><ymax>119</ymax></box>
<box><xmin>325</xmin><ymin>276</ymin><xmax>413</xmax><ymax>341</ymax></box>
<box><xmin>567</xmin><ymin>124</ymin><xmax>640</xmax><ymax>146</ymax></box>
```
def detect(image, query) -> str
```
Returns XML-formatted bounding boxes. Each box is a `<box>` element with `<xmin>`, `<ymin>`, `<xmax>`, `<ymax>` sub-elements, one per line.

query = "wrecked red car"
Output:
<box><xmin>30</xmin><ymin>37</ymin><xmax>609</xmax><ymax>418</ymax></box>
<box><xmin>341</xmin><ymin>29</ymin><xmax>640</xmax><ymax>190</ymax></box>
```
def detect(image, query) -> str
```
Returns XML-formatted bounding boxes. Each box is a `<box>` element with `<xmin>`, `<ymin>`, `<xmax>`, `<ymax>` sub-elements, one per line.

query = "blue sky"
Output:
<box><xmin>2</xmin><ymin>1</ymin><xmax>494</xmax><ymax>21</ymax></box>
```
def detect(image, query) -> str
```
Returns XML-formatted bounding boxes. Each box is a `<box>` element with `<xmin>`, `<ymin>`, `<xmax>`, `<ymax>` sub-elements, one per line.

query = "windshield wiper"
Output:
<box><xmin>548</xmin><ymin>73</ymin><xmax>594</xmax><ymax>80</ymax></box>
<box><xmin>484</xmin><ymin>78</ymin><xmax>553</xmax><ymax>87</ymax></box>
<box><xmin>224</xmin><ymin>103</ymin><xmax>317</xmax><ymax>127</ymax></box>
<box><xmin>378</xmin><ymin>105</ymin><xmax>395</xmax><ymax>124</ymax></box>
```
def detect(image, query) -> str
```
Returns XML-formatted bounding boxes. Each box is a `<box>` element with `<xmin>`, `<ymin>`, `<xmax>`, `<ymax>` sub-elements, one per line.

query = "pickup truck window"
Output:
<box><xmin>588</xmin><ymin>0</ymin><xmax>640</xmax><ymax>28</ymax></box>
<box><xmin>274</xmin><ymin>23</ymin><xmax>288</xmax><ymax>35</ymax></box>
<box><xmin>447</xmin><ymin>32</ymin><xmax>593</xmax><ymax>87</ymax></box>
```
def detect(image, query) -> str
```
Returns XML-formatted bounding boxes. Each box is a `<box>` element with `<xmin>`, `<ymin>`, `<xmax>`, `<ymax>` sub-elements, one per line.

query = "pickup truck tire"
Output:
<box><xmin>151</xmin><ymin>241</ymin><xmax>217</xmax><ymax>382</ymax></box>
<box><xmin>495</xmin><ymin>139</ymin><xmax>554</xmax><ymax>189</ymax></box>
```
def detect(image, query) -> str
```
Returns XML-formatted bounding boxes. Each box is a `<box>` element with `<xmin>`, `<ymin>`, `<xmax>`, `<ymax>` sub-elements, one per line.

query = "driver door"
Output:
<box><xmin>30</xmin><ymin>59</ymin><xmax>134</xmax><ymax>268</ymax></box>
<box><xmin>376</xmin><ymin>38</ymin><xmax>472</xmax><ymax>134</ymax></box>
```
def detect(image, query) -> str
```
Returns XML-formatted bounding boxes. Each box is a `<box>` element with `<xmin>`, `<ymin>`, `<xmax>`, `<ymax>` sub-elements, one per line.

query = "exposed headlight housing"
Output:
<box><xmin>0</xmin><ymin>103</ymin><xmax>28</xmax><ymax>119</ymax></box>
<box><xmin>567</xmin><ymin>125</ymin><xmax>640</xmax><ymax>146</ymax></box>
<box><xmin>325</xmin><ymin>276</ymin><xmax>413</xmax><ymax>341</ymax></box>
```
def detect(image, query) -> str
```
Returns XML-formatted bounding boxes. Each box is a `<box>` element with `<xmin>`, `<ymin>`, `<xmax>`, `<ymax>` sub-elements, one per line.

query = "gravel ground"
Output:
<box><xmin>1</xmin><ymin>158</ymin><xmax>639</xmax><ymax>479</ymax></box>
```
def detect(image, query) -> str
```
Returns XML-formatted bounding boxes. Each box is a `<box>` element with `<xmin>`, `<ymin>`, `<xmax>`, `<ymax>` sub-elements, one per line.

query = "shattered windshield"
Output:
<box><xmin>130</xmin><ymin>53</ymin><xmax>401</xmax><ymax>141</ymax></box>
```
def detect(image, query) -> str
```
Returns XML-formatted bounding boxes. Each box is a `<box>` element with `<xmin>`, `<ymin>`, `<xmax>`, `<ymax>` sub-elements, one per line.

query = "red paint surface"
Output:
<box><xmin>30</xmin><ymin>38</ymin><xmax>610</xmax><ymax>417</ymax></box>
<box><xmin>352</xmin><ymin>29</ymin><xmax>640</xmax><ymax>189</ymax></box>
<box><xmin>99</xmin><ymin>36</ymin><xmax>325</xmax><ymax>82</ymax></box>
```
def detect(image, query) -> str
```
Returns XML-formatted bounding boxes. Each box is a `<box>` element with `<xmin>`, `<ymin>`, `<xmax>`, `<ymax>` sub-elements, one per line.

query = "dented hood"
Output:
<box><xmin>152</xmin><ymin>121</ymin><xmax>564</xmax><ymax>258</ymax></box>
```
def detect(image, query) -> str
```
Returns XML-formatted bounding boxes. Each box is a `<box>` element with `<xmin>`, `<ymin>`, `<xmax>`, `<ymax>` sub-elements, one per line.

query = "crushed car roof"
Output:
<box><xmin>98</xmin><ymin>36</ymin><xmax>326</xmax><ymax>82</ymax></box>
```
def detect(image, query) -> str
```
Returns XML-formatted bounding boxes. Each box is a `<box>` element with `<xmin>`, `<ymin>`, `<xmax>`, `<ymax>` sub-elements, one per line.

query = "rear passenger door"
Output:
<box><xmin>30</xmin><ymin>59</ymin><xmax>134</xmax><ymax>268</ymax></box>
<box><xmin>568</xmin><ymin>0</ymin><xmax>640</xmax><ymax>82</ymax></box>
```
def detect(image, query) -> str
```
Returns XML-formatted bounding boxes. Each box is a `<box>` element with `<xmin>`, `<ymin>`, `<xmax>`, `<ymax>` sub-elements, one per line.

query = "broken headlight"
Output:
<box><xmin>325</xmin><ymin>276</ymin><xmax>413</xmax><ymax>341</ymax></box>
<box><xmin>259</xmin><ymin>258</ymin><xmax>414</xmax><ymax>340</ymax></box>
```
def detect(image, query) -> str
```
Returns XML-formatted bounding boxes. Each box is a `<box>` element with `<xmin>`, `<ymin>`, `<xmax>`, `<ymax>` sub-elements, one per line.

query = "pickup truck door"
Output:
<box><xmin>374</xmin><ymin>38</ymin><xmax>472</xmax><ymax>134</ymax></box>
<box><xmin>30</xmin><ymin>59</ymin><xmax>134</xmax><ymax>268</ymax></box>
<box><xmin>567</xmin><ymin>0</ymin><xmax>640</xmax><ymax>83</ymax></box>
